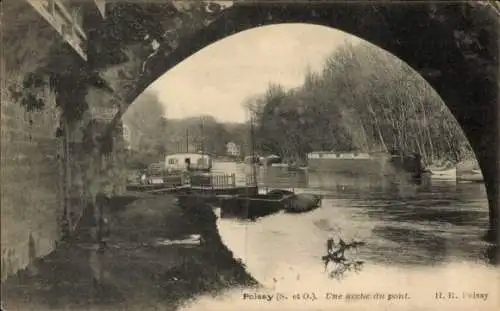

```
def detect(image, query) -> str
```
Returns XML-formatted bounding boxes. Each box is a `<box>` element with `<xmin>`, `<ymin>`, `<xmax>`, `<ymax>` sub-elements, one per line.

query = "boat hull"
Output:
<box><xmin>457</xmin><ymin>170</ymin><xmax>483</xmax><ymax>183</ymax></box>
<box><xmin>219</xmin><ymin>194</ymin><xmax>295</xmax><ymax>220</ymax></box>
<box><xmin>284</xmin><ymin>193</ymin><xmax>322</xmax><ymax>213</ymax></box>
<box><xmin>429</xmin><ymin>168</ymin><xmax>457</xmax><ymax>180</ymax></box>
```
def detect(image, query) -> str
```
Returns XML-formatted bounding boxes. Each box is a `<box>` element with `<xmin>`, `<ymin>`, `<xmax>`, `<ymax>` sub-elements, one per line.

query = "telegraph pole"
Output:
<box><xmin>200</xmin><ymin>118</ymin><xmax>205</xmax><ymax>155</ymax></box>
<box><xmin>250</xmin><ymin>115</ymin><xmax>257</xmax><ymax>186</ymax></box>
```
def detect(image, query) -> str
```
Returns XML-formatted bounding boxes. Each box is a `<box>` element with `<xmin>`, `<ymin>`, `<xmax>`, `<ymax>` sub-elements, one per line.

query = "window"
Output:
<box><xmin>168</xmin><ymin>158</ymin><xmax>178</xmax><ymax>165</ymax></box>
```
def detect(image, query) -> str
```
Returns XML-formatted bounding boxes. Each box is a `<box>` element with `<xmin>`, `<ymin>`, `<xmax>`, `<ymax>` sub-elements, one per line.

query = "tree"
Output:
<box><xmin>122</xmin><ymin>90</ymin><xmax>167</xmax><ymax>160</ymax></box>
<box><xmin>250</xmin><ymin>41</ymin><xmax>473</xmax><ymax>165</ymax></box>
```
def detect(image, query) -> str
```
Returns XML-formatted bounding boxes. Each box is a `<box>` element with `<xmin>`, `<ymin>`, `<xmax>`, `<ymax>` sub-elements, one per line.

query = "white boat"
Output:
<box><xmin>263</xmin><ymin>154</ymin><xmax>282</xmax><ymax>166</ymax></box>
<box><xmin>429</xmin><ymin>167</ymin><xmax>457</xmax><ymax>180</ymax></box>
<box><xmin>148</xmin><ymin>176</ymin><xmax>164</xmax><ymax>184</ymax></box>
<box><xmin>154</xmin><ymin>234</ymin><xmax>202</xmax><ymax>246</ymax></box>
<box><xmin>306</xmin><ymin>151</ymin><xmax>388</xmax><ymax>175</ymax></box>
<box><xmin>457</xmin><ymin>169</ymin><xmax>484</xmax><ymax>183</ymax></box>
<box><xmin>270</xmin><ymin>163</ymin><xmax>288</xmax><ymax>168</ymax></box>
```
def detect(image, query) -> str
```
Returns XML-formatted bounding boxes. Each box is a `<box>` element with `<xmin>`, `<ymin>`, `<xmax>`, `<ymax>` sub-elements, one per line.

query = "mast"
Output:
<box><xmin>250</xmin><ymin>115</ymin><xmax>257</xmax><ymax>187</ymax></box>
<box><xmin>200</xmin><ymin>118</ymin><xmax>205</xmax><ymax>156</ymax></box>
<box><xmin>186</xmin><ymin>128</ymin><xmax>189</xmax><ymax>153</ymax></box>
<box><xmin>200</xmin><ymin>117</ymin><xmax>206</xmax><ymax>170</ymax></box>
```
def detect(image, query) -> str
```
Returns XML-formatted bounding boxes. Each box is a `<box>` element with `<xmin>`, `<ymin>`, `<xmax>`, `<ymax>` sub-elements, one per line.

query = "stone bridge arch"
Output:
<box><xmin>1</xmin><ymin>2</ymin><xmax>499</xmax><ymax>280</ymax></box>
<box><xmin>102</xmin><ymin>2</ymin><xmax>498</xmax><ymax>242</ymax></box>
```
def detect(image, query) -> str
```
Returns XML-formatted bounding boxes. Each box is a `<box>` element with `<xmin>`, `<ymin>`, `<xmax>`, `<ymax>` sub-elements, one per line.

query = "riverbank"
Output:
<box><xmin>1</xmin><ymin>193</ymin><xmax>258</xmax><ymax>311</ymax></box>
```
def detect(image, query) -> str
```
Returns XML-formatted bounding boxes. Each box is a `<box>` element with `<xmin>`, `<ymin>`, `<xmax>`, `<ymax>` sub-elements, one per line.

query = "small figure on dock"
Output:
<box><xmin>98</xmin><ymin>217</ymin><xmax>110</xmax><ymax>249</ymax></box>
<box><xmin>140</xmin><ymin>172</ymin><xmax>147</xmax><ymax>184</ymax></box>
<box><xmin>89</xmin><ymin>243</ymin><xmax>103</xmax><ymax>288</ymax></box>
<box><xmin>95</xmin><ymin>193</ymin><xmax>111</xmax><ymax>251</ymax></box>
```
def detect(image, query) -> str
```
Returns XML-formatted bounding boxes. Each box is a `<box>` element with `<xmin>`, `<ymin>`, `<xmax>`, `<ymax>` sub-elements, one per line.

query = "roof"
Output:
<box><xmin>165</xmin><ymin>152</ymin><xmax>214</xmax><ymax>157</ymax></box>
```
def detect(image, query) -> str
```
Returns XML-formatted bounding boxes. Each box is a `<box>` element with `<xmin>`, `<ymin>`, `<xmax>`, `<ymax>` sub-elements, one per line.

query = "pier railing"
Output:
<box><xmin>190</xmin><ymin>173</ymin><xmax>236</xmax><ymax>188</ymax></box>
<box><xmin>245</xmin><ymin>174</ymin><xmax>258</xmax><ymax>186</ymax></box>
<box><xmin>127</xmin><ymin>172</ymin><xmax>260</xmax><ymax>192</ymax></box>
<box><xmin>163</xmin><ymin>175</ymin><xmax>185</xmax><ymax>187</ymax></box>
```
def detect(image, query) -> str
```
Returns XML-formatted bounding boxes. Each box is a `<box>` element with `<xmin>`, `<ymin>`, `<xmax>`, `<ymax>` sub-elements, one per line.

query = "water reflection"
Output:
<box><xmin>178</xmin><ymin>161</ymin><xmax>500</xmax><ymax>311</ymax></box>
<box><xmin>212</xmin><ymin>161</ymin><xmax>494</xmax><ymax>268</ymax></box>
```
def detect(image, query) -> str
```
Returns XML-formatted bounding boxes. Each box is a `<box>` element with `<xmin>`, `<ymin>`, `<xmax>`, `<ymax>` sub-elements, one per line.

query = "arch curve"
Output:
<box><xmin>105</xmin><ymin>1</ymin><xmax>498</xmax><ymax>243</ymax></box>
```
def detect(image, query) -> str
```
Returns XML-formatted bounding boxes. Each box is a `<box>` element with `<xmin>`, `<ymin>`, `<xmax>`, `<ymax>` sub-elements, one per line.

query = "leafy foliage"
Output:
<box><xmin>250</xmin><ymin>41</ymin><xmax>474</xmax><ymax>165</ymax></box>
<box><xmin>122</xmin><ymin>91</ymin><xmax>168</xmax><ymax>161</ymax></box>
<box><xmin>122</xmin><ymin>89</ymin><xmax>251</xmax><ymax>164</ymax></box>
<box><xmin>162</xmin><ymin>116</ymin><xmax>244</xmax><ymax>156</ymax></box>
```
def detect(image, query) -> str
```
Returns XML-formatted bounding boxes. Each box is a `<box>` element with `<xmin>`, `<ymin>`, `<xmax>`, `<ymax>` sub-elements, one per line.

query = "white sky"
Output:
<box><xmin>147</xmin><ymin>24</ymin><xmax>360</xmax><ymax>123</ymax></box>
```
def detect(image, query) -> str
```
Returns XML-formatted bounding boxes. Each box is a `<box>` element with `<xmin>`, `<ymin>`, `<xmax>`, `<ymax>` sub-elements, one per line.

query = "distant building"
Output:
<box><xmin>306</xmin><ymin>151</ymin><xmax>389</xmax><ymax>176</ymax></box>
<box><xmin>226</xmin><ymin>141</ymin><xmax>241</xmax><ymax>157</ymax></box>
<box><xmin>164</xmin><ymin>153</ymin><xmax>212</xmax><ymax>173</ymax></box>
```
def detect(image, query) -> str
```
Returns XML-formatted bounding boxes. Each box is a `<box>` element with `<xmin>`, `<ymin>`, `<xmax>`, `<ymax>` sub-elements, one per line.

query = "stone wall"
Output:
<box><xmin>1</xmin><ymin>72</ymin><xmax>63</xmax><ymax>282</ymax></box>
<box><xmin>85</xmin><ymin>86</ymin><xmax>129</xmax><ymax>198</ymax></box>
<box><xmin>1</xmin><ymin>1</ymin><xmax>137</xmax><ymax>282</ymax></box>
<box><xmin>0</xmin><ymin>77</ymin><xmax>128</xmax><ymax>283</ymax></box>
<box><xmin>0</xmin><ymin>2</ymin><xmax>67</xmax><ymax>282</ymax></box>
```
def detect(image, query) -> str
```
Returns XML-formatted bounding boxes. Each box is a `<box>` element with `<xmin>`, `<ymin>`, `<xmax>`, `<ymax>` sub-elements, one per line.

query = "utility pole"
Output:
<box><xmin>200</xmin><ymin>118</ymin><xmax>205</xmax><ymax>155</ymax></box>
<box><xmin>250</xmin><ymin>116</ymin><xmax>257</xmax><ymax>187</ymax></box>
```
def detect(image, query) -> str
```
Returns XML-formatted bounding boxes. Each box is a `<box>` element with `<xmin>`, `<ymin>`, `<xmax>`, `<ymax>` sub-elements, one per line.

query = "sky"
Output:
<box><xmin>147</xmin><ymin>24</ymin><xmax>361</xmax><ymax>123</ymax></box>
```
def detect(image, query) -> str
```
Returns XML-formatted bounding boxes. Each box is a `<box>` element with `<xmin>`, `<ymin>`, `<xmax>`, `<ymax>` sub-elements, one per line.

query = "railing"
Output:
<box><xmin>26</xmin><ymin>0</ymin><xmax>89</xmax><ymax>60</ymax></box>
<box><xmin>163</xmin><ymin>175</ymin><xmax>185</xmax><ymax>187</ymax></box>
<box><xmin>93</xmin><ymin>0</ymin><xmax>106</xmax><ymax>18</ymax></box>
<box><xmin>190</xmin><ymin>173</ymin><xmax>236</xmax><ymax>188</ymax></box>
<box><xmin>128</xmin><ymin>172</ymin><xmax>260</xmax><ymax>192</ymax></box>
<box><xmin>212</xmin><ymin>173</ymin><xmax>237</xmax><ymax>188</ymax></box>
<box><xmin>245</xmin><ymin>174</ymin><xmax>258</xmax><ymax>186</ymax></box>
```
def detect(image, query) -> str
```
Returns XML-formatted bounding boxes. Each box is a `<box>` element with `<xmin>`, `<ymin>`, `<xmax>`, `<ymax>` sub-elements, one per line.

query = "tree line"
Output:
<box><xmin>162</xmin><ymin>116</ymin><xmax>249</xmax><ymax>157</ymax></box>
<box><xmin>122</xmin><ymin>92</ymin><xmax>250</xmax><ymax>168</ymax></box>
<box><xmin>246</xmin><ymin>41</ymin><xmax>474</xmax><ymax>166</ymax></box>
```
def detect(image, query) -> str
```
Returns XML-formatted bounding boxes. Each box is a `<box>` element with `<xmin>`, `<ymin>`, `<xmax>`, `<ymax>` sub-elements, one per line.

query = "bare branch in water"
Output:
<box><xmin>322</xmin><ymin>237</ymin><xmax>366</xmax><ymax>280</ymax></box>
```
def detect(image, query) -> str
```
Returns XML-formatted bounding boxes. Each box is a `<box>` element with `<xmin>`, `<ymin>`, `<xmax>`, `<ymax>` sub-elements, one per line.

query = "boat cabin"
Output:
<box><xmin>307</xmin><ymin>151</ymin><xmax>372</xmax><ymax>160</ymax></box>
<box><xmin>164</xmin><ymin>152</ymin><xmax>212</xmax><ymax>173</ymax></box>
<box><xmin>306</xmin><ymin>151</ymin><xmax>389</xmax><ymax>175</ymax></box>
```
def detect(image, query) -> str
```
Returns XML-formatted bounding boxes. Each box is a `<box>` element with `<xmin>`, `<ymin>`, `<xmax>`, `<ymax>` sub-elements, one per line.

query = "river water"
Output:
<box><xmin>180</xmin><ymin>161</ymin><xmax>499</xmax><ymax>311</ymax></box>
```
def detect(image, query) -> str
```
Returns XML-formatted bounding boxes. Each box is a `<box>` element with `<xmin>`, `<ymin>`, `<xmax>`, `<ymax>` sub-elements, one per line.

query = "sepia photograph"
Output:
<box><xmin>1</xmin><ymin>1</ymin><xmax>499</xmax><ymax>310</ymax></box>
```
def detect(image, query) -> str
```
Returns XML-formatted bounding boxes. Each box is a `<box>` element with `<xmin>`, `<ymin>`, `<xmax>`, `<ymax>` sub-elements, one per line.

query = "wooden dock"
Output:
<box><xmin>126</xmin><ymin>173</ymin><xmax>258</xmax><ymax>196</ymax></box>
<box><xmin>190</xmin><ymin>173</ymin><xmax>237</xmax><ymax>188</ymax></box>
